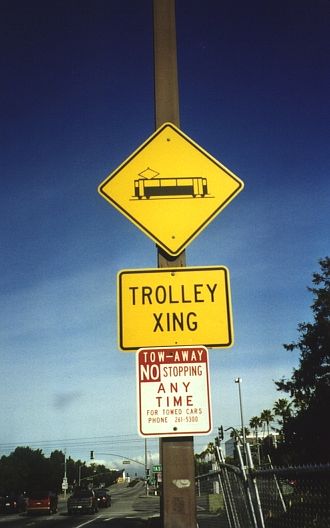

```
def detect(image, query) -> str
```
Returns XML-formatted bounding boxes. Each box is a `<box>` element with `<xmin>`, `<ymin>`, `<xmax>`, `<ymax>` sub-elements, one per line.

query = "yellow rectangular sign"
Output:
<box><xmin>117</xmin><ymin>266</ymin><xmax>233</xmax><ymax>351</ymax></box>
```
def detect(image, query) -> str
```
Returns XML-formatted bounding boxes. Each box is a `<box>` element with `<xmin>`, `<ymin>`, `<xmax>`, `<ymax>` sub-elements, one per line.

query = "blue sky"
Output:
<box><xmin>1</xmin><ymin>0</ymin><xmax>329</xmax><ymax>472</ymax></box>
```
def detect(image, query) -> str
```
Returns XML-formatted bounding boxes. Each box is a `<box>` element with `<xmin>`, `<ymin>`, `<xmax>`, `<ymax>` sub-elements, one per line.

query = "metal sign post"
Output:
<box><xmin>153</xmin><ymin>2</ymin><xmax>196</xmax><ymax>527</ymax></box>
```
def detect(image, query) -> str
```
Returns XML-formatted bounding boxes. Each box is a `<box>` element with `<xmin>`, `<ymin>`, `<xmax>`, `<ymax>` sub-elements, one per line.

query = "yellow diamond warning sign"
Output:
<box><xmin>118</xmin><ymin>266</ymin><xmax>233</xmax><ymax>351</ymax></box>
<box><xmin>98</xmin><ymin>123</ymin><xmax>244</xmax><ymax>256</ymax></box>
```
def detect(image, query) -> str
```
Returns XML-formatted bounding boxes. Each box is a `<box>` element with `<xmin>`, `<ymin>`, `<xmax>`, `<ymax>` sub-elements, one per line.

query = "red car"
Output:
<box><xmin>26</xmin><ymin>491</ymin><xmax>58</xmax><ymax>515</ymax></box>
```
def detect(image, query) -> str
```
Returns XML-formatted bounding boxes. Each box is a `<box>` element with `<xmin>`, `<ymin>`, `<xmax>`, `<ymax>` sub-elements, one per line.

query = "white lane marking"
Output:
<box><xmin>74</xmin><ymin>514</ymin><xmax>103</xmax><ymax>528</ymax></box>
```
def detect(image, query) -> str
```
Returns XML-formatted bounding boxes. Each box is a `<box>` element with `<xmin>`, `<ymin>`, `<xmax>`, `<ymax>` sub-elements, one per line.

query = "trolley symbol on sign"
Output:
<box><xmin>133</xmin><ymin>169</ymin><xmax>209</xmax><ymax>200</ymax></box>
<box><xmin>98</xmin><ymin>122</ymin><xmax>244</xmax><ymax>256</ymax></box>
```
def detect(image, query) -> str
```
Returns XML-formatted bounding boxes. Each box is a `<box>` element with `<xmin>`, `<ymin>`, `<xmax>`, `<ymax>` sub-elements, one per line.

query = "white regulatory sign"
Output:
<box><xmin>137</xmin><ymin>345</ymin><xmax>212</xmax><ymax>437</ymax></box>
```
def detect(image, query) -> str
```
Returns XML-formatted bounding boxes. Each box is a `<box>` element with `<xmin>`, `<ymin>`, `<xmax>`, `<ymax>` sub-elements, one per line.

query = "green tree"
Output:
<box><xmin>260</xmin><ymin>409</ymin><xmax>273</xmax><ymax>437</ymax></box>
<box><xmin>249</xmin><ymin>416</ymin><xmax>262</xmax><ymax>465</ymax></box>
<box><xmin>0</xmin><ymin>447</ymin><xmax>48</xmax><ymax>493</ymax></box>
<box><xmin>273</xmin><ymin>398</ymin><xmax>292</xmax><ymax>436</ymax></box>
<box><xmin>88</xmin><ymin>463</ymin><xmax>118</xmax><ymax>488</ymax></box>
<box><xmin>195</xmin><ymin>442</ymin><xmax>215</xmax><ymax>474</ymax></box>
<box><xmin>249</xmin><ymin>416</ymin><xmax>261</xmax><ymax>441</ymax></box>
<box><xmin>0</xmin><ymin>448</ymin><xmax>119</xmax><ymax>494</ymax></box>
<box><xmin>48</xmin><ymin>450</ymin><xmax>66</xmax><ymax>492</ymax></box>
<box><xmin>275</xmin><ymin>257</ymin><xmax>330</xmax><ymax>463</ymax></box>
<box><xmin>228</xmin><ymin>427</ymin><xmax>250</xmax><ymax>442</ymax></box>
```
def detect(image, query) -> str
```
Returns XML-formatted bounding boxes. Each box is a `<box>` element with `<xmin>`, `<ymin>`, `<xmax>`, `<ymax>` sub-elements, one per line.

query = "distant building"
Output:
<box><xmin>116</xmin><ymin>469</ymin><xmax>131</xmax><ymax>484</ymax></box>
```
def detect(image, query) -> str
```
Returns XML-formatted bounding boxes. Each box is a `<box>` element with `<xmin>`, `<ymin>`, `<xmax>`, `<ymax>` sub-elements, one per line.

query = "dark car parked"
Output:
<box><xmin>26</xmin><ymin>491</ymin><xmax>58</xmax><ymax>515</ymax></box>
<box><xmin>1</xmin><ymin>494</ymin><xmax>27</xmax><ymax>513</ymax></box>
<box><xmin>94</xmin><ymin>488</ymin><xmax>111</xmax><ymax>508</ymax></box>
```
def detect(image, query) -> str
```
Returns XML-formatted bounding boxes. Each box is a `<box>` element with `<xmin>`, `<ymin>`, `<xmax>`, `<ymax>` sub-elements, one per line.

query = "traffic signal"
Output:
<box><xmin>90</xmin><ymin>450</ymin><xmax>94</xmax><ymax>460</ymax></box>
<box><xmin>218</xmin><ymin>426</ymin><xmax>224</xmax><ymax>441</ymax></box>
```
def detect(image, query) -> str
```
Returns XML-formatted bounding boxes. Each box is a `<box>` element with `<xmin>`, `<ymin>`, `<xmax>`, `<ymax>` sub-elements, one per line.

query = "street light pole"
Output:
<box><xmin>64</xmin><ymin>449</ymin><xmax>67</xmax><ymax>498</ymax></box>
<box><xmin>235</xmin><ymin>377</ymin><xmax>247</xmax><ymax>463</ymax></box>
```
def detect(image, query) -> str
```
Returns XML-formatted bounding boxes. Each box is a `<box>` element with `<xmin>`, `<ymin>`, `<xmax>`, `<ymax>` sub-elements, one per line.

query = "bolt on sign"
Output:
<box><xmin>98</xmin><ymin>122</ymin><xmax>244</xmax><ymax>256</ymax></box>
<box><xmin>118</xmin><ymin>266</ymin><xmax>233</xmax><ymax>351</ymax></box>
<box><xmin>137</xmin><ymin>346</ymin><xmax>212</xmax><ymax>437</ymax></box>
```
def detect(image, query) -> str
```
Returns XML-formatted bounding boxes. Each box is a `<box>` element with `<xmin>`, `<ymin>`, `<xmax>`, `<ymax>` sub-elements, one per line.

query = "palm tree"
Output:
<box><xmin>249</xmin><ymin>416</ymin><xmax>262</xmax><ymax>465</ymax></box>
<box><xmin>249</xmin><ymin>416</ymin><xmax>262</xmax><ymax>443</ymax></box>
<box><xmin>195</xmin><ymin>442</ymin><xmax>215</xmax><ymax>475</ymax></box>
<box><xmin>196</xmin><ymin>442</ymin><xmax>215</xmax><ymax>461</ymax></box>
<box><xmin>273</xmin><ymin>398</ymin><xmax>292</xmax><ymax>441</ymax></box>
<box><xmin>229</xmin><ymin>429</ymin><xmax>238</xmax><ymax>439</ymax></box>
<box><xmin>273</xmin><ymin>398</ymin><xmax>292</xmax><ymax>427</ymax></box>
<box><xmin>260</xmin><ymin>409</ymin><xmax>274</xmax><ymax>437</ymax></box>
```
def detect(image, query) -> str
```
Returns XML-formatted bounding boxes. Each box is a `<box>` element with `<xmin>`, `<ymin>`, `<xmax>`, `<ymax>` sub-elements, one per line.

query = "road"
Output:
<box><xmin>0</xmin><ymin>482</ymin><xmax>160</xmax><ymax>528</ymax></box>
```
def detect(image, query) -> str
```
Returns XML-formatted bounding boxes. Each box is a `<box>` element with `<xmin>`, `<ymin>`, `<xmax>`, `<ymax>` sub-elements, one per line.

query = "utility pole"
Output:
<box><xmin>153</xmin><ymin>2</ymin><xmax>196</xmax><ymax>527</ymax></box>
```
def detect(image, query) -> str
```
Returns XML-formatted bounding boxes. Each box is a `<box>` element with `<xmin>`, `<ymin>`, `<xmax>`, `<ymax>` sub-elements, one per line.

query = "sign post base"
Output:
<box><xmin>161</xmin><ymin>437</ymin><xmax>196</xmax><ymax>528</ymax></box>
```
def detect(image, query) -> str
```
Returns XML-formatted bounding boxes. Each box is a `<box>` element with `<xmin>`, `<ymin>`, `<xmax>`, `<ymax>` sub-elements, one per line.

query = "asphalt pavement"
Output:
<box><xmin>0</xmin><ymin>486</ymin><xmax>224</xmax><ymax>527</ymax></box>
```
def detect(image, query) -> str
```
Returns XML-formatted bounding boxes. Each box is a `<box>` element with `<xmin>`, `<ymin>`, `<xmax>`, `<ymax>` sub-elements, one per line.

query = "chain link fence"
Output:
<box><xmin>255</xmin><ymin>464</ymin><xmax>330</xmax><ymax>528</ymax></box>
<box><xmin>195</xmin><ymin>460</ymin><xmax>330</xmax><ymax>528</ymax></box>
